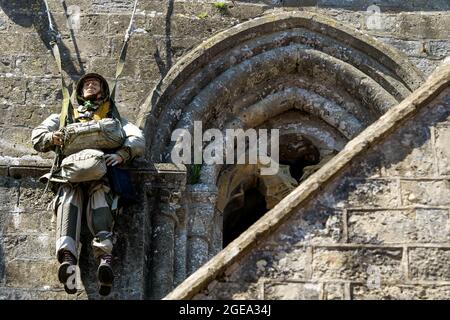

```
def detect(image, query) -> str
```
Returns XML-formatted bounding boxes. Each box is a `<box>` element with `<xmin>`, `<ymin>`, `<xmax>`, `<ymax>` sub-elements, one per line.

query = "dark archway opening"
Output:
<box><xmin>279</xmin><ymin>134</ymin><xmax>321</xmax><ymax>181</ymax></box>
<box><xmin>221</xmin><ymin>134</ymin><xmax>322</xmax><ymax>247</ymax></box>
<box><xmin>223</xmin><ymin>187</ymin><xmax>267</xmax><ymax>247</ymax></box>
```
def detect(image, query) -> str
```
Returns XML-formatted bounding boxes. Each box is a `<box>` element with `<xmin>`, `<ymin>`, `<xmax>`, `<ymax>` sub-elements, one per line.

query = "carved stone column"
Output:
<box><xmin>147</xmin><ymin>163</ymin><xmax>186</xmax><ymax>299</ymax></box>
<box><xmin>186</xmin><ymin>183</ymin><xmax>218</xmax><ymax>276</ymax></box>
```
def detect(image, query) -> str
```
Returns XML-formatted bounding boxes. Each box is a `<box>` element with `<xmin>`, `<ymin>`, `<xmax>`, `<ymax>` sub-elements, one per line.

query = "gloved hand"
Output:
<box><xmin>104</xmin><ymin>153</ymin><xmax>124</xmax><ymax>166</ymax></box>
<box><xmin>52</xmin><ymin>131</ymin><xmax>64</xmax><ymax>146</ymax></box>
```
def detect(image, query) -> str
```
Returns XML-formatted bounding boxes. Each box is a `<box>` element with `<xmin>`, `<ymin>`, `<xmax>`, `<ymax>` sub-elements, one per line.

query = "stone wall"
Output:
<box><xmin>0</xmin><ymin>1</ymin><xmax>449</xmax><ymax>160</ymax></box>
<box><xmin>0</xmin><ymin>0</ymin><xmax>449</xmax><ymax>299</ymax></box>
<box><xmin>164</xmin><ymin>61</ymin><xmax>450</xmax><ymax>300</ymax></box>
<box><xmin>0</xmin><ymin>166</ymin><xmax>148</xmax><ymax>299</ymax></box>
<box><xmin>0</xmin><ymin>162</ymin><xmax>187</xmax><ymax>299</ymax></box>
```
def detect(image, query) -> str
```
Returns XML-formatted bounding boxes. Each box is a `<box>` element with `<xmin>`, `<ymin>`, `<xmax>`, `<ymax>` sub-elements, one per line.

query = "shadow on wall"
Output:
<box><xmin>154</xmin><ymin>0</ymin><xmax>174</xmax><ymax>78</ymax></box>
<box><xmin>233</xmin><ymin>0</ymin><xmax>450</xmax><ymax>12</ymax></box>
<box><xmin>150</xmin><ymin>0</ymin><xmax>174</xmax><ymax>108</ymax></box>
<box><xmin>0</xmin><ymin>0</ymin><xmax>82</xmax><ymax>80</ymax></box>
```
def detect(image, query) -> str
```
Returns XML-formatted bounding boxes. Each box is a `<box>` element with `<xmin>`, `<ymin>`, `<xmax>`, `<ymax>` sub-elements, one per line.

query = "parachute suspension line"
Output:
<box><xmin>43</xmin><ymin>0</ymin><xmax>72</xmax><ymax>193</ymax></box>
<box><xmin>110</xmin><ymin>0</ymin><xmax>139</xmax><ymax>101</ymax></box>
<box><xmin>43</xmin><ymin>0</ymin><xmax>55</xmax><ymax>32</ymax></box>
<box><xmin>43</xmin><ymin>0</ymin><xmax>72</xmax><ymax>130</ymax></box>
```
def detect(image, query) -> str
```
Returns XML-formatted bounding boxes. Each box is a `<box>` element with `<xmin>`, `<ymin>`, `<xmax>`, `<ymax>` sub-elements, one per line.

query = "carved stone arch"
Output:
<box><xmin>139</xmin><ymin>11</ymin><xmax>425</xmax><ymax>281</ymax></box>
<box><xmin>139</xmin><ymin>11</ymin><xmax>424</xmax><ymax>163</ymax></box>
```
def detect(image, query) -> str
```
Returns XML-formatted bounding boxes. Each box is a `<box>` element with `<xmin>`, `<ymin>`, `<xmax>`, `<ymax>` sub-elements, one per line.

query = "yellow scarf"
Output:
<box><xmin>73</xmin><ymin>101</ymin><xmax>111</xmax><ymax>122</ymax></box>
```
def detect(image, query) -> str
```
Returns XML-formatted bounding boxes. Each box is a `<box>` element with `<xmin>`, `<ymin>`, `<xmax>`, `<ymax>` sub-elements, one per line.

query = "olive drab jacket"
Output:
<box><xmin>31</xmin><ymin>73</ymin><xmax>145</xmax><ymax>164</ymax></box>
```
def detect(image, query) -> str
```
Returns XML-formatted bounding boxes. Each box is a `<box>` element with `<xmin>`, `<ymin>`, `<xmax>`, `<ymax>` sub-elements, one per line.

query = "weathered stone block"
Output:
<box><xmin>13</xmin><ymin>55</ymin><xmax>51</xmax><ymax>77</ymax></box>
<box><xmin>344</xmin><ymin>151</ymin><xmax>382</xmax><ymax>178</ymax></box>
<box><xmin>415</xmin><ymin>209</ymin><xmax>449</xmax><ymax>243</ymax></box>
<box><xmin>152</xmin><ymin>35</ymin><xmax>202</xmax><ymax>63</ymax></box>
<box><xmin>408</xmin><ymin>57</ymin><xmax>440</xmax><ymax>76</ymax></box>
<box><xmin>123</xmin><ymin>0</ymin><xmax>166</xmax><ymax>12</ymax></box>
<box><xmin>17</xmin><ymin>178</ymin><xmax>54</xmax><ymax>211</ymax></box>
<box><xmin>0</xmin><ymin>33</ymin><xmax>24</xmax><ymax>54</ymax></box>
<box><xmin>0</xmin><ymin>55</ymin><xmax>14</xmax><ymax>74</ymax></box>
<box><xmin>0</xmin><ymin>214</ymin><xmax>8</xmax><ymax>238</ymax></box>
<box><xmin>111</xmin><ymin>34</ymin><xmax>155</xmax><ymax>58</ymax></box>
<box><xmin>0</xmin><ymin>135</ymin><xmax>35</xmax><ymax>158</ymax></box>
<box><xmin>401</xmin><ymin>180</ymin><xmax>450</xmax><ymax>206</ymax></box>
<box><xmin>409</xmin><ymin>247</ymin><xmax>450</xmax><ymax>281</ymax></box>
<box><xmin>108</xmin><ymin>13</ymin><xmax>146</xmax><ymax>35</ymax></box>
<box><xmin>2</xmin><ymin>234</ymin><xmax>53</xmax><ymax>260</ymax></box>
<box><xmin>395</xmin><ymin>13</ymin><xmax>450</xmax><ymax>40</ymax></box>
<box><xmin>78</xmin><ymin>14</ymin><xmax>109</xmax><ymax>35</ymax></box>
<box><xmin>25</xmin><ymin>78</ymin><xmax>61</xmax><ymax>109</ymax></box>
<box><xmin>4</xmin><ymin>210</ymin><xmax>42</xmax><ymax>235</ymax></box>
<box><xmin>5</xmin><ymin>104</ymin><xmax>60</xmax><ymax>129</ymax></box>
<box><xmin>379</xmin><ymin>124</ymin><xmax>434</xmax><ymax>177</ymax></box>
<box><xmin>428</xmin><ymin>40</ymin><xmax>450</xmax><ymax>58</ymax></box>
<box><xmin>352</xmin><ymin>284</ymin><xmax>450</xmax><ymax>300</ymax></box>
<box><xmin>338</xmin><ymin>178</ymin><xmax>400</xmax><ymax>209</ymax></box>
<box><xmin>199</xmin><ymin>281</ymin><xmax>260</xmax><ymax>300</ymax></box>
<box><xmin>3</xmin><ymin>10</ymin><xmax>44</xmax><ymax>33</ymax></box>
<box><xmin>435</xmin><ymin>125</ymin><xmax>450</xmax><ymax>175</ymax></box>
<box><xmin>87</xmin><ymin>56</ymin><xmax>137</xmax><ymax>79</ymax></box>
<box><xmin>60</xmin><ymin>35</ymin><xmax>109</xmax><ymax>58</ymax></box>
<box><xmin>0</xmin><ymin>166</ymin><xmax>8</xmax><ymax>176</ymax></box>
<box><xmin>45</xmin><ymin>0</ymin><xmax>95</xmax><ymax>12</ymax></box>
<box><xmin>173</xmin><ymin>2</ymin><xmax>268</xmax><ymax>23</ymax></box>
<box><xmin>0</xmin><ymin>12</ymin><xmax>8</xmax><ymax>31</ymax></box>
<box><xmin>0</xmin><ymin>127</ymin><xmax>35</xmax><ymax>157</ymax></box>
<box><xmin>114</xmin><ymin>80</ymin><xmax>150</xmax><ymax>122</ymax></box>
<box><xmin>230</xmin><ymin>246</ymin><xmax>309</xmax><ymax>282</ymax></box>
<box><xmin>274</xmin><ymin>206</ymin><xmax>343</xmax><ymax>245</ymax></box>
<box><xmin>9</xmin><ymin>166</ymin><xmax>51</xmax><ymax>180</ymax></box>
<box><xmin>170</xmin><ymin>15</ymin><xmax>236</xmax><ymax>39</ymax></box>
<box><xmin>312</xmin><ymin>247</ymin><xmax>403</xmax><ymax>282</ymax></box>
<box><xmin>0</xmin><ymin>177</ymin><xmax>19</xmax><ymax>211</ymax></box>
<box><xmin>348</xmin><ymin>210</ymin><xmax>415</xmax><ymax>244</ymax></box>
<box><xmin>348</xmin><ymin>209</ymin><xmax>449</xmax><ymax>244</ymax></box>
<box><xmin>374</xmin><ymin>37</ymin><xmax>425</xmax><ymax>58</ymax></box>
<box><xmin>91</xmin><ymin>0</ymin><xmax>138</xmax><ymax>13</ymax></box>
<box><xmin>361</xmin><ymin>13</ymin><xmax>399</xmax><ymax>34</ymax></box>
<box><xmin>0</xmin><ymin>287</ymin><xmax>84</xmax><ymax>300</ymax></box>
<box><xmin>264</xmin><ymin>281</ymin><xmax>320</xmax><ymax>300</ymax></box>
<box><xmin>323</xmin><ymin>282</ymin><xmax>347</xmax><ymax>300</ymax></box>
<box><xmin>5</xmin><ymin>259</ymin><xmax>60</xmax><ymax>289</ymax></box>
<box><xmin>317</xmin><ymin>0</ymin><xmax>450</xmax><ymax>11</ymax></box>
<box><xmin>173</xmin><ymin>2</ymin><xmax>218</xmax><ymax>19</ymax></box>
<box><xmin>141</xmin><ymin>14</ymin><xmax>166</xmax><ymax>36</ymax></box>
<box><xmin>0</xmin><ymin>77</ymin><xmax>26</xmax><ymax>105</ymax></box>
<box><xmin>21</xmin><ymin>33</ymin><xmax>52</xmax><ymax>55</ymax></box>
<box><xmin>227</xmin><ymin>4</ymin><xmax>271</xmax><ymax>22</ymax></box>
<box><xmin>137</xmin><ymin>58</ymin><xmax>161</xmax><ymax>81</ymax></box>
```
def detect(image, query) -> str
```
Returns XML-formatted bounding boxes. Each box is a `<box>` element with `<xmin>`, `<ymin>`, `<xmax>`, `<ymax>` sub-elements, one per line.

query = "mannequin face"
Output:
<box><xmin>82</xmin><ymin>78</ymin><xmax>102</xmax><ymax>99</ymax></box>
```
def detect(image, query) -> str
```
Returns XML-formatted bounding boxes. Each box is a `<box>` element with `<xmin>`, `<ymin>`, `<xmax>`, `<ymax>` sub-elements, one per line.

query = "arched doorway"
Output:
<box><xmin>140</xmin><ymin>11</ymin><xmax>425</xmax><ymax>293</ymax></box>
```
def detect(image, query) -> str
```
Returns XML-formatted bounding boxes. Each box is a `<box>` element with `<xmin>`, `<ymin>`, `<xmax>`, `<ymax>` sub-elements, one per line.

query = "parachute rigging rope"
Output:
<box><xmin>43</xmin><ymin>0</ymin><xmax>71</xmax><ymax>193</ymax></box>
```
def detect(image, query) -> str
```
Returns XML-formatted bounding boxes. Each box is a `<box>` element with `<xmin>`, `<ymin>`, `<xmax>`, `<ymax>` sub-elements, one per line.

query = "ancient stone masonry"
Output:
<box><xmin>0</xmin><ymin>1</ymin><xmax>449</xmax><ymax>300</ymax></box>
<box><xmin>166</xmin><ymin>60</ymin><xmax>450</xmax><ymax>300</ymax></box>
<box><xmin>145</xmin><ymin>10</ymin><xmax>426</xmax><ymax>298</ymax></box>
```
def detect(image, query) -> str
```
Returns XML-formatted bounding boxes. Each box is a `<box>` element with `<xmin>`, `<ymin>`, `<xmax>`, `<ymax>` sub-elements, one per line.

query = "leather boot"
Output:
<box><xmin>58</xmin><ymin>250</ymin><xmax>77</xmax><ymax>294</ymax></box>
<box><xmin>97</xmin><ymin>253</ymin><xmax>114</xmax><ymax>296</ymax></box>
